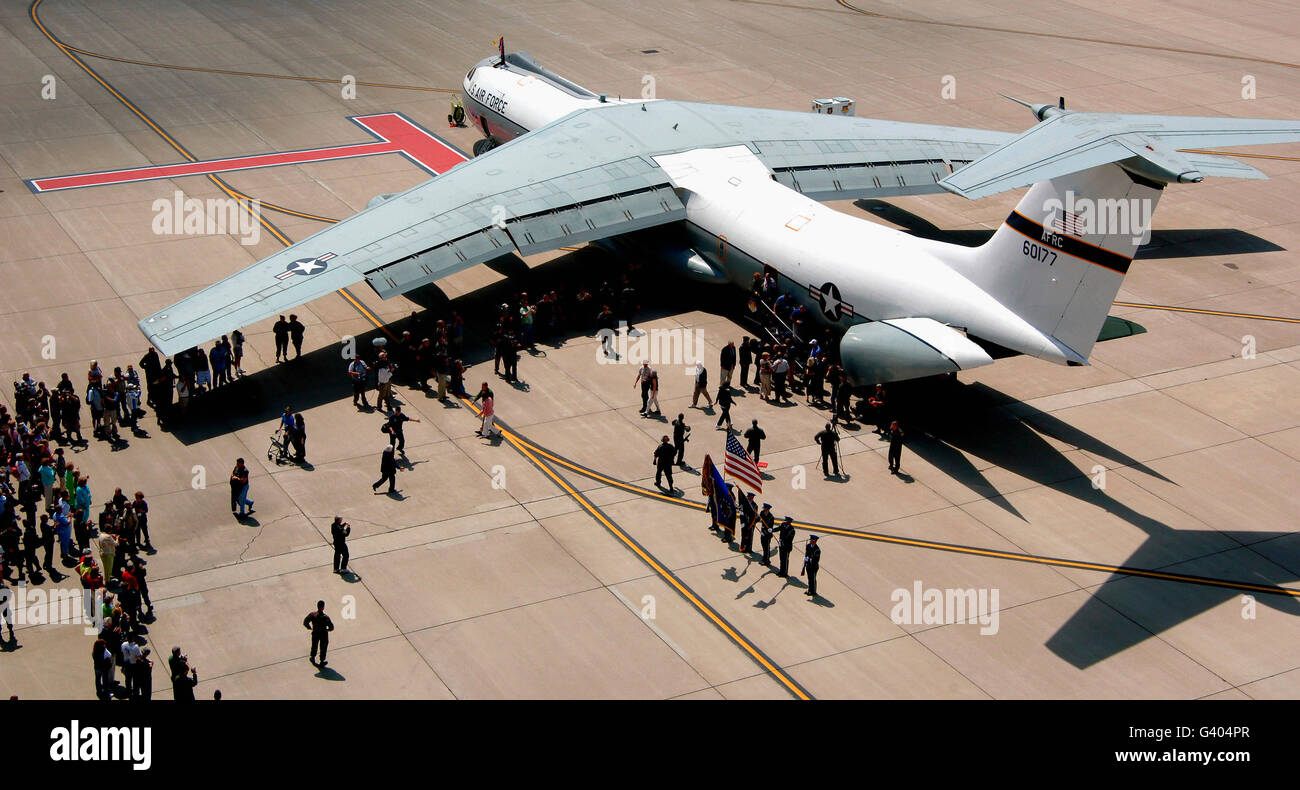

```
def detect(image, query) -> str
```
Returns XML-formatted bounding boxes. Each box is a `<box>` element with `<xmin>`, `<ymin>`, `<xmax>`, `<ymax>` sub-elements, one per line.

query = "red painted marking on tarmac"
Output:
<box><xmin>27</xmin><ymin>112</ymin><xmax>467</xmax><ymax>193</ymax></box>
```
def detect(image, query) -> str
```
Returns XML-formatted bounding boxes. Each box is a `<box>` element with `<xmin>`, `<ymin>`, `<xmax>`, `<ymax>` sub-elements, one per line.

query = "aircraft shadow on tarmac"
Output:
<box><xmin>855</xmin><ymin>199</ymin><xmax>1286</xmax><ymax>259</ymax></box>
<box><xmin>163</xmin><ymin>245</ymin><xmax>723</xmax><ymax>444</ymax></box>
<box><xmin>891</xmin><ymin>378</ymin><xmax>1300</xmax><ymax>669</ymax></box>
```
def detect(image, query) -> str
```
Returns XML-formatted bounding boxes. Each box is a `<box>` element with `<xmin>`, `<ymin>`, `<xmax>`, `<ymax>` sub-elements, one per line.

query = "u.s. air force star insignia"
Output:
<box><xmin>276</xmin><ymin>252</ymin><xmax>336</xmax><ymax>281</ymax></box>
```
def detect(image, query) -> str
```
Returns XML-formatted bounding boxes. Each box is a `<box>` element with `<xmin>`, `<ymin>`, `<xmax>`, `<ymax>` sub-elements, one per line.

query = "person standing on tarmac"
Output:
<box><xmin>634</xmin><ymin>361</ymin><xmax>654</xmax><ymax>415</ymax></box>
<box><xmin>331</xmin><ymin>516</ymin><xmax>351</xmax><ymax>574</ymax></box>
<box><xmin>739</xmin><ymin>491</ymin><xmax>758</xmax><ymax>553</ymax></box>
<box><xmin>744</xmin><ymin>419</ymin><xmax>766</xmax><ymax>465</ymax></box>
<box><xmin>653</xmin><ymin>436</ymin><xmax>676</xmax><ymax>492</ymax></box>
<box><xmin>887</xmin><ymin>420</ymin><xmax>905</xmax><ymax>474</ymax></box>
<box><xmin>303</xmin><ymin>600</ymin><xmax>334</xmax><ymax>667</ymax></box>
<box><xmin>758</xmin><ymin>504</ymin><xmax>775</xmax><ymax>567</ymax></box>
<box><xmin>672</xmin><ymin>413</ymin><xmax>691</xmax><ymax>466</ymax></box>
<box><xmin>776</xmin><ymin>516</ymin><xmax>796</xmax><ymax>577</ymax></box>
<box><xmin>272</xmin><ymin>316</ymin><xmax>290</xmax><ymax>362</ymax></box>
<box><xmin>801</xmin><ymin>535</ymin><xmax>821</xmax><ymax>597</ymax></box>
<box><xmin>814</xmin><ymin>423</ymin><xmax>840</xmax><ymax>478</ymax></box>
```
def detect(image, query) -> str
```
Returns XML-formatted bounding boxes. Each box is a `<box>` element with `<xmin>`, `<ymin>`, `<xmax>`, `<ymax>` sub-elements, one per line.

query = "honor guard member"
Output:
<box><xmin>814</xmin><ymin>423</ymin><xmax>840</xmax><ymax>477</ymax></box>
<box><xmin>738</xmin><ymin>491</ymin><xmax>758</xmax><ymax>553</ymax></box>
<box><xmin>743</xmin><ymin>419</ymin><xmax>766</xmax><ymax>465</ymax></box>
<box><xmin>303</xmin><ymin>600</ymin><xmax>334</xmax><ymax>667</ymax></box>
<box><xmin>671</xmin><ymin>413</ymin><xmax>691</xmax><ymax>466</ymax></box>
<box><xmin>719</xmin><ymin>484</ymin><xmax>739</xmax><ymax>546</ymax></box>
<box><xmin>758</xmin><ymin>504</ymin><xmax>775</xmax><ymax>566</ymax></box>
<box><xmin>330</xmin><ymin>516</ymin><xmax>351</xmax><ymax>574</ymax></box>
<box><xmin>776</xmin><ymin>516</ymin><xmax>796</xmax><ymax>577</ymax></box>
<box><xmin>801</xmin><ymin>535</ymin><xmax>821</xmax><ymax>597</ymax></box>
<box><xmin>653</xmin><ymin>436</ymin><xmax>677</xmax><ymax>492</ymax></box>
<box><xmin>887</xmin><ymin>420</ymin><xmax>905</xmax><ymax>474</ymax></box>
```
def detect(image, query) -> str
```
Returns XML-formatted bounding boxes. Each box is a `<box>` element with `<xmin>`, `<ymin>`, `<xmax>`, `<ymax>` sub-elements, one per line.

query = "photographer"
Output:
<box><xmin>331</xmin><ymin>516</ymin><xmax>351</xmax><ymax>575</ymax></box>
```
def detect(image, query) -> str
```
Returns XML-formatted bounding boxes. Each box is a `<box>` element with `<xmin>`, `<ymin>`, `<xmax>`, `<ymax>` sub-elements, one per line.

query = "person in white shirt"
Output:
<box><xmin>120</xmin><ymin>639</ymin><xmax>143</xmax><ymax>697</ymax></box>
<box><xmin>376</xmin><ymin>354</ymin><xmax>396</xmax><ymax>413</ymax></box>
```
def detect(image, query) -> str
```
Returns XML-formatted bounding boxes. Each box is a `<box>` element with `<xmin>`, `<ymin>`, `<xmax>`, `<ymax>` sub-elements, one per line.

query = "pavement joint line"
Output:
<box><xmin>504</xmin><ymin>431</ymin><xmax>1300</xmax><ymax>598</ymax></box>
<box><xmin>148</xmin><ymin>503</ymin><xmax>538</xmax><ymax>596</ymax></box>
<box><xmin>459</xmin><ymin>400</ymin><xmax>812</xmax><ymax>700</ymax></box>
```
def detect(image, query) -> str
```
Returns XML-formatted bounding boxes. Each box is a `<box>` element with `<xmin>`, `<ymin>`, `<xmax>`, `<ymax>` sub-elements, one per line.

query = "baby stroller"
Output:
<box><xmin>267</xmin><ymin>428</ymin><xmax>291</xmax><ymax>464</ymax></box>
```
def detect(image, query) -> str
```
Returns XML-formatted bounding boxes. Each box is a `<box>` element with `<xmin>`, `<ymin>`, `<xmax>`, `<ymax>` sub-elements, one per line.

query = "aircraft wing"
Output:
<box><xmin>940</xmin><ymin>111</ymin><xmax>1300</xmax><ymax>199</ymax></box>
<box><xmin>138</xmin><ymin>101</ymin><xmax>1017</xmax><ymax>354</ymax></box>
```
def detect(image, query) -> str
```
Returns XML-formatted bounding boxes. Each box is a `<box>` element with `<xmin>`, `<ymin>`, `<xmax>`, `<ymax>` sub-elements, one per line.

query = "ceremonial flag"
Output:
<box><xmin>724</xmin><ymin>434</ymin><xmax>763</xmax><ymax>493</ymax></box>
<box><xmin>701</xmin><ymin>454</ymin><xmax>735</xmax><ymax>527</ymax></box>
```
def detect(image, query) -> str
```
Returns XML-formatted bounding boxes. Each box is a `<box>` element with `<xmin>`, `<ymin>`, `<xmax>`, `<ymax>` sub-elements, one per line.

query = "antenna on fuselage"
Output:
<box><xmin>495</xmin><ymin>35</ymin><xmax>505</xmax><ymax>67</ymax></box>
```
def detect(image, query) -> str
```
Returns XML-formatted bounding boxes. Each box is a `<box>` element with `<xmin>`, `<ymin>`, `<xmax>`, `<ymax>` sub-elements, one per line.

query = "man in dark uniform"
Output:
<box><xmin>671</xmin><ymin>414</ymin><xmax>690</xmax><ymax>466</ymax></box>
<box><xmin>287</xmin><ymin>314</ymin><xmax>306</xmax><ymax>359</ymax></box>
<box><xmin>330</xmin><ymin>516</ymin><xmax>351</xmax><ymax>574</ymax></box>
<box><xmin>758</xmin><ymin>503</ymin><xmax>775</xmax><ymax>566</ymax></box>
<box><xmin>653</xmin><ymin>436</ymin><xmax>676</xmax><ymax>491</ymax></box>
<box><xmin>776</xmin><ymin>516</ymin><xmax>795</xmax><ymax>577</ymax></box>
<box><xmin>303</xmin><ymin>600</ymin><xmax>334</xmax><ymax>667</ymax></box>
<box><xmin>887</xmin><ymin>420</ymin><xmax>905</xmax><ymax>474</ymax></box>
<box><xmin>272</xmin><ymin>315</ymin><xmax>290</xmax><ymax>362</ymax></box>
<box><xmin>743</xmin><ymin>419</ymin><xmax>766</xmax><ymax>465</ymax></box>
<box><xmin>814</xmin><ymin>423</ymin><xmax>840</xmax><ymax>477</ymax></box>
<box><xmin>738</xmin><ymin>491</ymin><xmax>757</xmax><ymax>553</ymax></box>
<box><xmin>801</xmin><ymin>534</ymin><xmax>821</xmax><ymax>597</ymax></box>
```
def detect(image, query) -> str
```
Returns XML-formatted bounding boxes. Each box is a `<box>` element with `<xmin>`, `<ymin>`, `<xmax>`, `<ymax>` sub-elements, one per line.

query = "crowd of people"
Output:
<box><xmin>0</xmin><ymin>359</ymin><xmax>210</xmax><ymax>699</ymax></box>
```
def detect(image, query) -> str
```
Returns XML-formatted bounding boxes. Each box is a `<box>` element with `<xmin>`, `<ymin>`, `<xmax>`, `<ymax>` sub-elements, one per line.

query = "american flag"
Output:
<box><xmin>1052</xmin><ymin>208</ymin><xmax>1086</xmax><ymax>237</ymax></box>
<box><xmin>724</xmin><ymin>434</ymin><xmax>763</xmax><ymax>493</ymax></box>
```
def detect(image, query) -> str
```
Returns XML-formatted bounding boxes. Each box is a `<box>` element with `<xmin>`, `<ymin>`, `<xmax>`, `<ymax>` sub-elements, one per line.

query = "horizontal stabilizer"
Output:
<box><xmin>940</xmin><ymin>109</ymin><xmax>1300</xmax><ymax>199</ymax></box>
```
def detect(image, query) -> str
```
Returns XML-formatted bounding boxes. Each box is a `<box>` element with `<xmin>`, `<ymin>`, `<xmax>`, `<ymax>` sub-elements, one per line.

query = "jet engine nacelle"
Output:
<box><xmin>662</xmin><ymin>246</ymin><xmax>729</xmax><ymax>283</ymax></box>
<box><xmin>838</xmin><ymin>318</ymin><xmax>993</xmax><ymax>386</ymax></box>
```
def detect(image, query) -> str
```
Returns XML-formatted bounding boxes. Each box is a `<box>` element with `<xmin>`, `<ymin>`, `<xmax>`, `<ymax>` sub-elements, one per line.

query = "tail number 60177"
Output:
<box><xmin>1023</xmin><ymin>240</ymin><xmax>1057</xmax><ymax>266</ymax></box>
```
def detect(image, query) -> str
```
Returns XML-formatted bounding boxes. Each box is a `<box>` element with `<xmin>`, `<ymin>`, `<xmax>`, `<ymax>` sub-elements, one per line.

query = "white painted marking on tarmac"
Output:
<box><xmin>152</xmin><ymin>593</ymin><xmax>205</xmax><ymax>612</ymax></box>
<box><xmin>609</xmin><ymin>587</ymin><xmax>691</xmax><ymax>663</ymax></box>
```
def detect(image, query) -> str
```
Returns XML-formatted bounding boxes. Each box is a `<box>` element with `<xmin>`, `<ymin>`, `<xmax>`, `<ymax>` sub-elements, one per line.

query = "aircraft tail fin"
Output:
<box><xmin>942</xmin><ymin>163</ymin><xmax>1162</xmax><ymax>360</ymax></box>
